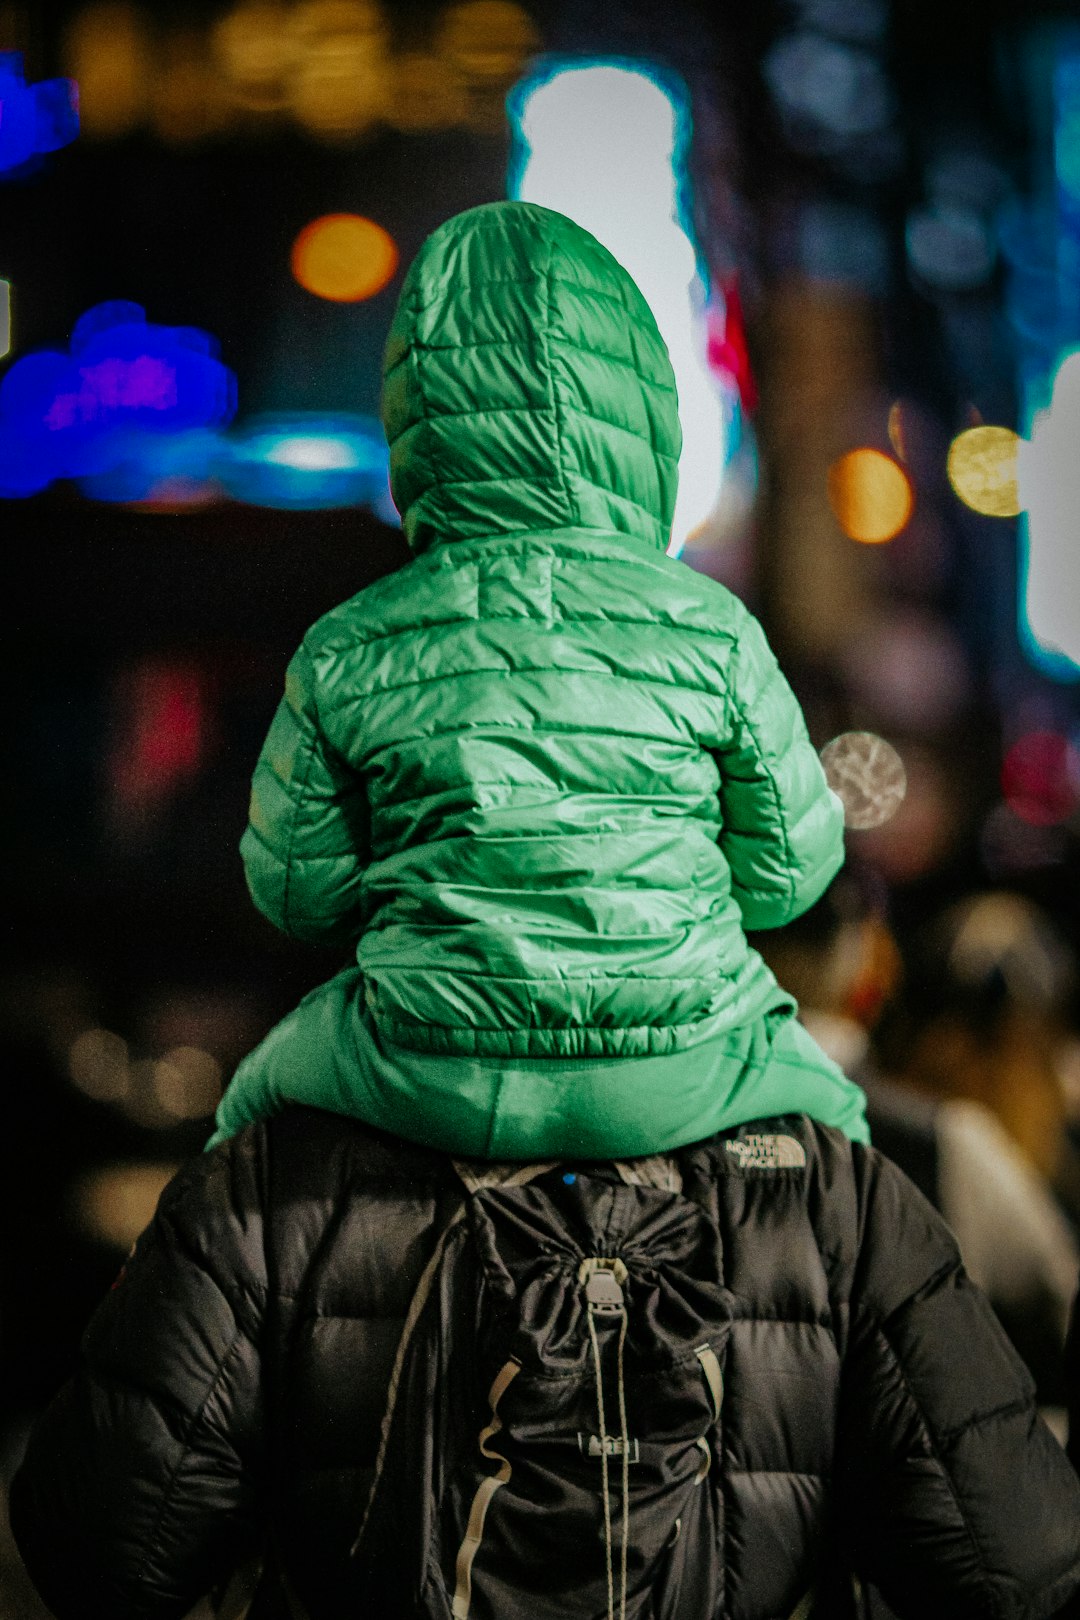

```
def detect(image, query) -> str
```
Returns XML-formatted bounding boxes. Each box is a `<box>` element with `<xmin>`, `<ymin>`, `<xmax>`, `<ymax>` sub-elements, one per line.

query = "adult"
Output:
<box><xmin>9</xmin><ymin>1104</ymin><xmax>1080</xmax><ymax>1618</ymax></box>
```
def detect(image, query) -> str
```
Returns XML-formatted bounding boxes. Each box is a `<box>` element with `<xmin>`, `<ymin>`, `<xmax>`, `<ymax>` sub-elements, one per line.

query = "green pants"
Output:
<box><xmin>208</xmin><ymin>966</ymin><xmax>869</xmax><ymax>1157</ymax></box>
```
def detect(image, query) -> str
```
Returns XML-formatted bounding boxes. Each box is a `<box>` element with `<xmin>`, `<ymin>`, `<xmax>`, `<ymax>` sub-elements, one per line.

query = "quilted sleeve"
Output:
<box><xmin>241</xmin><ymin>638</ymin><xmax>369</xmax><ymax>945</ymax></box>
<box><xmin>837</xmin><ymin>1146</ymin><xmax>1080</xmax><ymax>1619</ymax></box>
<box><xmin>714</xmin><ymin>603</ymin><xmax>845</xmax><ymax>931</ymax></box>
<box><xmin>9</xmin><ymin>1138</ymin><xmax>269</xmax><ymax>1620</ymax></box>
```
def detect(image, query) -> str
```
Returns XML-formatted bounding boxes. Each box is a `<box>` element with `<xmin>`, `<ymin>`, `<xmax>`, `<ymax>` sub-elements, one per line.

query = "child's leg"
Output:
<box><xmin>207</xmin><ymin>966</ymin><xmax>365</xmax><ymax>1149</ymax></box>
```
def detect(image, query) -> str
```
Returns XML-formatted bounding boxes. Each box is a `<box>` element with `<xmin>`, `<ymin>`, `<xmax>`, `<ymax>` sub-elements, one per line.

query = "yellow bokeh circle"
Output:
<box><xmin>291</xmin><ymin>213</ymin><xmax>399</xmax><ymax>302</ymax></box>
<box><xmin>946</xmin><ymin>425</ymin><xmax>1022</xmax><ymax>517</ymax></box>
<box><xmin>827</xmin><ymin>447</ymin><xmax>913</xmax><ymax>544</ymax></box>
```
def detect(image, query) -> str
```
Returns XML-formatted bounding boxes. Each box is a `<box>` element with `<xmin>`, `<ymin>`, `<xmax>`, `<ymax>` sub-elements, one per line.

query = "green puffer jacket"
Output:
<box><xmin>242</xmin><ymin>200</ymin><xmax>845</xmax><ymax>1063</ymax></box>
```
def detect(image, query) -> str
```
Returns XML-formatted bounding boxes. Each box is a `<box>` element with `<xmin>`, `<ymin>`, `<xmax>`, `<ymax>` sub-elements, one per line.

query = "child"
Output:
<box><xmin>209</xmin><ymin>200</ymin><xmax>866</xmax><ymax>1159</ymax></box>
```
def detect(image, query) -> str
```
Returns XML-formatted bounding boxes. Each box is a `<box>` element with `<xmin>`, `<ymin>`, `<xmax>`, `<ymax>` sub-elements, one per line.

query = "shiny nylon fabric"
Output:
<box><xmin>241</xmin><ymin>201</ymin><xmax>845</xmax><ymax>1060</ymax></box>
<box><xmin>381</xmin><ymin>200</ymin><xmax>681</xmax><ymax>554</ymax></box>
<box><xmin>12</xmin><ymin>1110</ymin><xmax>1080</xmax><ymax>1619</ymax></box>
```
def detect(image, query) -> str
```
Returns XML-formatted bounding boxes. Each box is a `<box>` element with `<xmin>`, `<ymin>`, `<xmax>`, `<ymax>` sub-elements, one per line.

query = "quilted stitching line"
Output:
<box><xmin>388</xmin><ymin>332</ymin><xmax>676</xmax><ymax>390</ymax></box>
<box><xmin>721</xmin><ymin>656</ymin><xmax>797</xmax><ymax>918</ymax></box>
<box><xmin>870</xmin><ymin>1321</ymin><xmax>1004</xmax><ymax>1611</ymax></box>
<box><xmin>407</xmin><ymin>268</ymin><xmax>649</xmax><ymax>314</ymax></box>
<box><xmin>322</xmin><ymin>660</ymin><xmax>725</xmax><ymax>704</ymax></box>
<box><xmin>392</xmin><ymin>399</ymin><xmax>680</xmax><ymax>462</ymax></box>
<box><xmin>544</xmin><ymin>237</ymin><xmax>577</xmax><ymax>527</ymax></box>
<box><xmin>279</xmin><ymin>654</ymin><xmax>323</xmax><ymax>938</ymax></box>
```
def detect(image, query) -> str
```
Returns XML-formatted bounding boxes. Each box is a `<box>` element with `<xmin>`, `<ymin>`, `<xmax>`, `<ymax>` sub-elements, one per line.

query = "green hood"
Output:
<box><xmin>381</xmin><ymin>201</ymin><xmax>681</xmax><ymax>553</ymax></box>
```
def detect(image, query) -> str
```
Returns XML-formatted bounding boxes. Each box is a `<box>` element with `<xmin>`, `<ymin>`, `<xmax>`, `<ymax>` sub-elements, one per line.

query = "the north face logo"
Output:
<box><xmin>725</xmin><ymin>1134</ymin><xmax>807</xmax><ymax>1170</ymax></box>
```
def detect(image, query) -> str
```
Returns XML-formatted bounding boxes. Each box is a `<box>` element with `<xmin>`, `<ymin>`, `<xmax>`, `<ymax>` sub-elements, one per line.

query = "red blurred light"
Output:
<box><xmin>706</xmin><ymin>279</ymin><xmax>758</xmax><ymax>413</ymax></box>
<box><xmin>108</xmin><ymin>660</ymin><xmax>208</xmax><ymax>814</ymax></box>
<box><xmin>1000</xmin><ymin>730</ymin><xmax>1080</xmax><ymax>827</ymax></box>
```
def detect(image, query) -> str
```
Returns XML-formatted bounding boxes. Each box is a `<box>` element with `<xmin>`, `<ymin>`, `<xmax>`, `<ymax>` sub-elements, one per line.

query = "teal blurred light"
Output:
<box><xmin>997</xmin><ymin>29</ymin><xmax>1080</xmax><ymax>678</ymax></box>
<box><xmin>215</xmin><ymin>413</ymin><xmax>394</xmax><ymax>516</ymax></box>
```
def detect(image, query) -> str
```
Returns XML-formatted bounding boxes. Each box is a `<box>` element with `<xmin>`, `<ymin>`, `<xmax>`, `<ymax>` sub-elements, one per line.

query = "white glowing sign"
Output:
<box><xmin>508</xmin><ymin>62</ymin><xmax>725</xmax><ymax>555</ymax></box>
<box><xmin>1019</xmin><ymin>348</ymin><xmax>1080</xmax><ymax>674</ymax></box>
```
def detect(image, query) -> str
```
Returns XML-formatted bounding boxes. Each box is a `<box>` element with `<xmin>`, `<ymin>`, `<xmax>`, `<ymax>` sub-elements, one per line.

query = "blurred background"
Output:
<box><xmin>4</xmin><ymin>0</ymin><xmax>1080</xmax><ymax>1608</ymax></box>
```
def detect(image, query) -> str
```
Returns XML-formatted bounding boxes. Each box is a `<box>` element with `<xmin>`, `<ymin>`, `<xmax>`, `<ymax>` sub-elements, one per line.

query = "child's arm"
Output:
<box><xmin>241</xmin><ymin>640</ymin><xmax>369</xmax><ymax>947</ymax></box>
<box><xmin>714</xmin><ymin>603</ymin><xmax>844</xmax><ymax>932</ymax></box>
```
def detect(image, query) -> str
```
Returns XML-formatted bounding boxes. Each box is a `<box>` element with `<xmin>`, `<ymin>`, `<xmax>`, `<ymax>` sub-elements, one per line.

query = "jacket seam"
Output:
<box><xmin>721</xmin><ymin>674</ymin><xmax>796</xmax><ymax>918</ymax></box>
<box><xmin>879</xmin><ymin>1255</ymin><xmax>957</xmax><ymax>1330</ymax></box>
<box><xmin>140</xmin><ymin>1328</ymin><xmax>249</xmax><ymax>1580</ymax></box>
<box><xmin>404</xmin><ymin>267</ymin><xmax>656</xmax><ymax>316</ymax></box>
<box><xmin>310</xmin><ymin>577</ymin><xmax>741</xmax><ymax>656</ymax></box>
<box><xmin>387</xmin><ymin>332</ymin><xmax>677</xmax><ymax>389</ymax></box>
<box><xmin>277</xmin><ymin>648</ymin><xmax>322</xmax><ymax>939</ymax></box>
<box><xmin>936</xmin><ymin>1393</ymin><xmax>1034</xmax><ymax>1452</ymax></box>
<box><xmin>871</xmin><ymin>1319</ymin><xmax>1014</xmax><ymax>1615</ymax></box>
<box><xmin>324</xmin><ymin>658</ymin><xmax>729</xmax><ymax>706</ymax></box>
<box><xmin>356</xmin><ymin>719</ymin><xmax>714</xmax><ymax>754</ymax></box>
<box><xmin>373</xmin><ymin>970</ymin><xmax>712</xmax><ymax>987</ymax></box>
<box><xmin>316</xmin><ymin>606</ymin><xmax>739</xmax><ymax>656</ymax></box>
<box><xmin>392</xmin><ymin>399</ymin><xmax>680</xmax><ymax>461</ymax></box>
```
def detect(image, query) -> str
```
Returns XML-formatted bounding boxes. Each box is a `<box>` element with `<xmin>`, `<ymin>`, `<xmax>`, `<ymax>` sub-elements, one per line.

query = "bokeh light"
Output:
<box><xmin>388</xmin><ymin>53</ymin><xmax>468</xmax><ymax>132</ymax></box>
<box><xmin>64</xmin><ymin>0</ymin><xmax>536</xmax><ymax>145</ymax></box>
<box><xmin>438</xmin><ymin>1</ymin><xmax>537</xmax><ymax>79</ymax></box>
<box><xmin>509</xmin><ymin>61</ymin><xmax>725</xmax><ymax>554</ymax></box>
<box><xmin>63</xmin><ymin>3</ymin><xmax>150</xmax><ymax>139</ymax></box>
<box><xmin>905</xmin><ymin>204</ymin><xmax>995</xmax><ymax>292</ymax></box>
<box><xmin>438</xmin><ymin>0</ymin><xmax>538</xmax><ymax>127</ymax></box>
<box><xmin>763</xmin><ymin>31</ymin><xmax>894</xmax><ymax>154</ymax></box>
<box><xmin>827</xmin><ymin>447</ymin><xmax>913</xmax><ymax>543</ymax></box>
<box><xmin>151</xmin><ymin>1046</ymin><xmax>223</xmax><ymax>1119</ymax></box>
<box><xmin>1001</xmin><ymin>730</ymin><xmax>1080</xmax><ymax>827</ymax></box>
<box><xmin>820</xmin><ymin>730</ymin><xmax>907</xmax><ymax>829</ymax></box>
<box><xmin>211</xmin><ymin>1</ymin><xmax>296</xmax><ymax>112</ymax></box>
<box><xmin>0</xmin><ymin>301</ymin><xmax>237</xmax><ymax>498</ymax></box>
<box><xmin>285</xmin><ymin>1</ymin><xmax>390</xmax><ymax>140</ymax></box>
<box><xmin>67</xmin><ymin>1020</ymin><xmax>222</xmax><ymax>1126</ymax></box>
<box><xmin>73</xmin><ymin>1164</ymin><xmax>180</xmax><ymax>1250</ymax></box>
<box><xmin>106</xmin><ymin>660</ymin><xmax>209</xmax><ymax>820</ymax></box>
<box><xmin>77</xmin><ymin>426</ymin><xmax>225</xmax><ymax>506</ymax></box>
<box><xmin>68</xmin><ymin>1028</ymin><xmax>130</xmax><ymax>1103</ymax></box>
<box><xmin>0</xmin><ymin>51</ymin><xmax>79</xmax><ymax>175</ymax></box>
<box><xmin>947</xmin><ymin>424</ymin><xmax>1022</xmax><ymax>517</ymax></box>
<box><xmin>291</xmin><ymin>213</ymin><xmax>399</xmax><ymax>302</ymax></box>
<box><xmin>217</xmin><ymin>411</ymin><xmax>391</xmax><ymax>510</ymax></box>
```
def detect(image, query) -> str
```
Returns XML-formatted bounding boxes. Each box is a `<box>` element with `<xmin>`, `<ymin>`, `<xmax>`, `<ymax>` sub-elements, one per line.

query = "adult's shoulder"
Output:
<box><xmin>203</xmin><ymin>1108</ymin><xmax>457</xmax><ymax>1303</ymax></box>
<box><xmin>692</xmin><ymin>1115</ymin><xmax>960</xmax><ymax>1305</ymax></box>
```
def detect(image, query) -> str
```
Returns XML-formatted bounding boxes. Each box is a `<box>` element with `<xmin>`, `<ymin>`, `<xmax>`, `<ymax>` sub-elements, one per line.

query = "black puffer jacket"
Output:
<box><xmin>11</xmin><ymin>1108</ymin><xmax>1080</xmax><ymax>1620</ymax></box>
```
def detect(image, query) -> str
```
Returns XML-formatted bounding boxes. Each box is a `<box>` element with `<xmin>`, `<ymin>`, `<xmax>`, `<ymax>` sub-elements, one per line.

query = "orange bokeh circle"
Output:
<box><xmin>291</xmin><ymin>213</ymin><xmax>399</xmax><ymax>302</ymax></box>
<box><xmin>827</xmin><ymin>447</ymin><xmax>913</xmax><ymax>544</ymax></box>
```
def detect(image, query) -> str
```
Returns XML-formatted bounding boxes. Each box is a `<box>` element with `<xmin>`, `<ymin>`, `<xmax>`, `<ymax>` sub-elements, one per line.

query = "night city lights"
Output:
<box><xmin>2</xmin><ymin>8</ymin><xmax>1080</xmax><ymax>1613</ymax></box>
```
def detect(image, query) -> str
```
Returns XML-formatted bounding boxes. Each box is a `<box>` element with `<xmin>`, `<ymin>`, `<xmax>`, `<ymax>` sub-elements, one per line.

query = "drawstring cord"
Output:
<box><xmin>586</xmin><ymin>1305</ymin><xmax>615</xmax><ymax>1620</ymax></box>
<box><xmin>616</xmin><ymin>1309</ymin><xmax>629</xmax><ymax>1620</ymax></box>
<box><xmin>587</xmin><ymin>1296</ymin><xmax>630</xmax><ymax>1620</ymax></box>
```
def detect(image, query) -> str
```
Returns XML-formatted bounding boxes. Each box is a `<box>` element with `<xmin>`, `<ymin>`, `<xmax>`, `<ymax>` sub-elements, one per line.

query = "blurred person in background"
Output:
<box><xmin>757</xmin><ymin>873</ymin><xmax>1080</xmax><ymax>1407</ymax></box>
<box><xmin>885</xmin><ymin>891</ymin><xmax>1080</xmax><ymax>1225</ymax></box>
